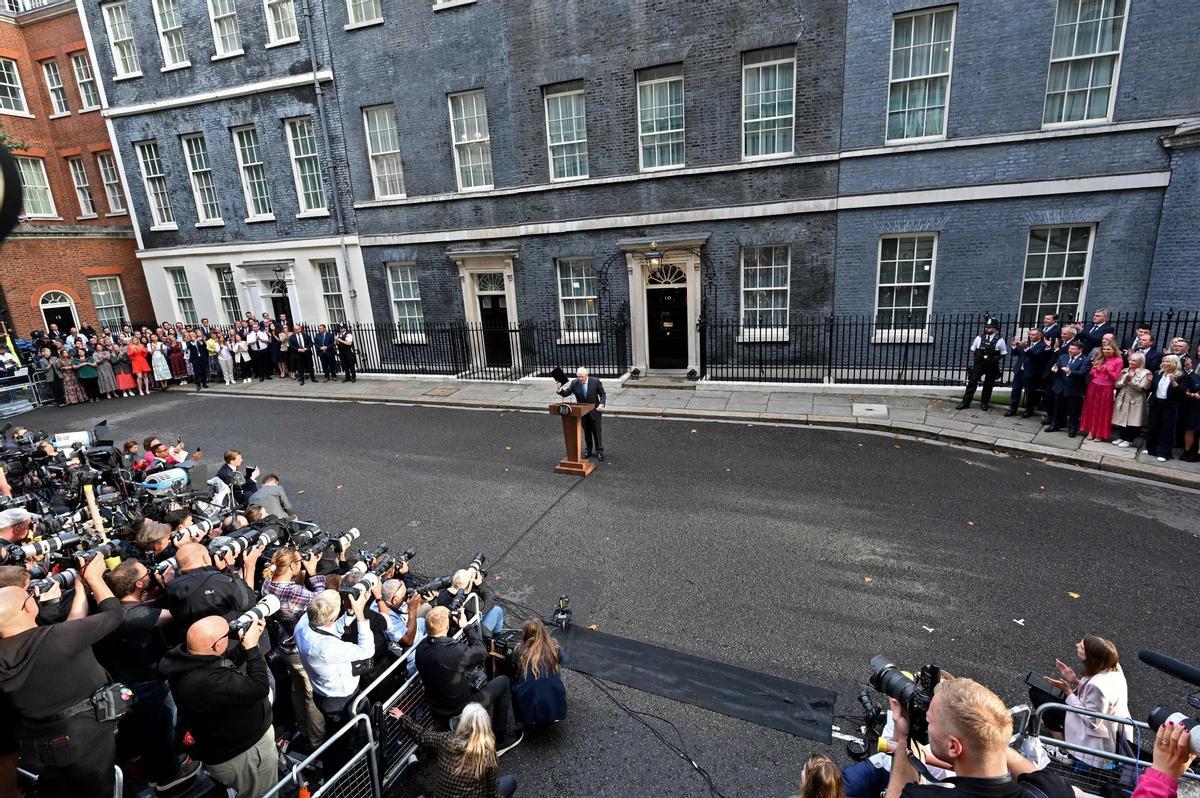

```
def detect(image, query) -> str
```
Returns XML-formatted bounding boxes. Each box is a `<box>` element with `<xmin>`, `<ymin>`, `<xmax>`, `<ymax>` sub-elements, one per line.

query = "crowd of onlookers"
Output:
<box><xmin>19</xmin><ymin>311</ymin><xmax>358</xmax><ymax>407</ymax></box>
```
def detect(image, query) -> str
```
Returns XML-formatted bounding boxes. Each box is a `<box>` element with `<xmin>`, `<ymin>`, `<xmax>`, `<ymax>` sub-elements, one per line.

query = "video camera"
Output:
<box><xmin>1140</xmin><ymin>650</ymin><xmax>1200</xmax><ymax>755</ymax></box>
<box><xmin>228</xmin><ymin>594</ymin><xmax>281</xmax><ymax>634</ymax></box>
<box><xmin>869</xmin><ymin>656</ymin><xmax>942</xmax><ymax>745</ymax></box>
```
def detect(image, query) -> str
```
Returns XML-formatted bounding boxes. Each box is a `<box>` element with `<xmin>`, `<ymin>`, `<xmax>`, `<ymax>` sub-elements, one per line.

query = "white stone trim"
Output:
<box><xmin>360</xmin><ymin>171</ymin><xmax>1172</xmax><ymax>246</ymax></box>
<box><xmin>451</xmin><ymin>252</ymin><xmax>519</xmax><ymax>371</ymax></box>
<box><xmin>137</xmin><ymin>234</ymin><xmax>360</xmax><ymax>258</ymax></box>
<box><xmin>104</xmin><ymin>70</ymin><xmax>334</xmax><ymax>117</ymax></box>
<box><xmin>625</xmin><ymin>251</ymin><xmax>701</xmax><ymax>376</ymax></box>
<box><xmin>353</xmin><ymin>117</ymin><xmax>1185</xmax><ymax>211</ymax></box>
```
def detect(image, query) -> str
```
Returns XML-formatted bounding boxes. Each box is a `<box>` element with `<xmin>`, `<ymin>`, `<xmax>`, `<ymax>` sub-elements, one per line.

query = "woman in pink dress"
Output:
<box><xmin>128</xmin><ymin>335</ymin><xmax>152</xmax><ymax>396</ymax></box>
<box><xmin>1080</xmin><ymin>339</ymin><xmax>1124</xmax><ymax>442</ymax></box>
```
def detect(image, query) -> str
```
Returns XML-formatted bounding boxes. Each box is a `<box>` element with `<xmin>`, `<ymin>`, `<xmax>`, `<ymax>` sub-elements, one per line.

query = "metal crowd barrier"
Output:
<box><xmin>264</xmin><ymin>713</ymin><xmax>381</xmax><ymax>798</ymax></box>
<box><xmin>1027</xmin><ymin>702</ymin><xmax>1200</xmax><ymax>795</ymax></box>
<box><xmin>0</xmin><ymin>372</ymin><xmax>38</xmax><ymax>417</ymax></box>
<box><xmin>16</xmin><ymin>763</ymin><xmax>123</xmax><ymax>796</ymax></box>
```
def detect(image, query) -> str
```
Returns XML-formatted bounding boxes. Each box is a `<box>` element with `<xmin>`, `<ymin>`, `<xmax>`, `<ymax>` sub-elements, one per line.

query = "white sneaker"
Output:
<box><xmin>1117</xmin><ymin>440</ymin><xmax>1130</xmax><ymax>448</ymax></box>
<box><xmin>1046</xmin><ymin>745</ymin><xmax>1074</xmax><ymax>765</ymax></box>
<box><xmin>1157</xmin><ymin>456</ymin><xmax>1167</xmax><ymax>462</ymax></box>
<box><xmin>1144</xmin><ymin>449</ymin><xmax>1152</xmax><ymax>455</ymax></box>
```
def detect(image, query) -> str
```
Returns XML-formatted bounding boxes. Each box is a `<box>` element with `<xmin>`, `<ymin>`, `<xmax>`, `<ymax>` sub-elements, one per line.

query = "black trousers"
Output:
<box><xmin>1010</xmin><ymin>373</ymin><xmax>1032</xmax><ymax>412</ymax></box>
<box><xmin>1028</xmin><ymin>686</ymin><xmax>1066</xmax><ymax>734</ymax></box>
<box><xmin>583</xmin><ymin>412</ymin><xmax>603</xmax><ymax>453</ymax></box>
<box><xmin>1053</xmin><ymin>393</ymin><xmax>1084</xmax><ymax>432</ymax></box>
<box><xmin>319</xmin><ymin>352</ymin><xmax>338</xmax><ymax>379</ymax></box>
<box><xmin>250</xmin><ymin>349</ymin><xmax>268</xmax><ymax>380</ymax></box>
<box><xmin>1146</xmin><ymin>404</ymin><xmax>1178</xmax><ymax>458</ymax></box>
<box><xmin>338</xmin><ymin>350</ymin><xmax>356</xmax><ymax>381</ymax></box>
<box><xmin>18</xmin><ymin>714</ymin><xmax>117</xmax><ymax>798</ymax></box>
<box><xmin>961</xmin><ymin>364</ymin><xmax>999</xmax><ymax>406</ymax></box>
<box><xmin>474</xmin><ymin>675</ymin><xmax>513</xmax><ymax>741</ymax></box>
<box><xmin>314</xmin><ymin>693</ymin><xmax>356</xmax><ymax>781</ymax></box>
<box><xmin>190</xmin><ymin>360</ymin><xmax>208</xmax><ymax>388</ymax></box>
<box><xmin>293</xmin><ymin>351</ymin><xmax>315</xmax><ymax>382</ymax></box>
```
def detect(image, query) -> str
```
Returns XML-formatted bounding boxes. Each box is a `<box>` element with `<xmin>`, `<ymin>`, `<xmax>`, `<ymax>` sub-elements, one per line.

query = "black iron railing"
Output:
<box><xmin>701</xmin><ymin>310</ymin><xmax>1200</xmax><ymax>385</ymax></box>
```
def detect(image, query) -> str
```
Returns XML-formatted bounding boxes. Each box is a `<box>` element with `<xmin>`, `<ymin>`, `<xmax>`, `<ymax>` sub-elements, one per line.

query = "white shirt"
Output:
<box><xmin>247</xmin><ymin>331</ymin><xmax>269</xmax><ymax>351</ymax></box>
<box><xmin>1157</xmin><ymin>375</ymin><xmax>1170</xmax><ymax>399</ymax></box>
<box><xmin>294</xmin><ymin>614</ymin><xmax>375</xmax><ymax>698</ymax></box>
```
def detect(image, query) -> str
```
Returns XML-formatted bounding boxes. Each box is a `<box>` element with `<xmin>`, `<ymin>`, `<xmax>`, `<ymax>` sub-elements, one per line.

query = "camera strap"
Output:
<box><xmin>906</xmin><ymin>746</ymin><xmax>949</xmax><ymax>786</ymax></box>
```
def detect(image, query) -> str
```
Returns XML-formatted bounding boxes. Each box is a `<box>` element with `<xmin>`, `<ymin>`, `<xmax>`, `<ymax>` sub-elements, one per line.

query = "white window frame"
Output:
<box><xmin>285</xmin><ymin>117</ymin><xmax>328</xmax><ymax>216</ymax></box>
<box><xmin>345</xmin><ymin>0</ymin><xmax>383</xmax><ymax>29</ymax></box>
<box><xmin>738</xmin><ymin>245</ymin><xmax>791</xmax><ymax>342</ymax></box>
<box><xmin>207</xmin><ymin>0</ymin><xmax>243</xmax><ymax>60</ymax></box>
<box><xmin>544</xmin><ymin>89</ymin><xmax>589</xmax><ymax>182</ymax></box>
<box><xmin>166</xmin><ymin>267</ymin><xmax>198</xmax><ymax>324</ymax></box>
<box><xmin>71</xmin><ymin>54</ymin><xmax>100</xmax><ymax>111</ymax></box>
<box><xmin>0</xmin><ymin>57</ymin><xmax>30</xmax><ymax>116</ymax></box>
<box><xmin>135</xmin><ymin>141</ymin><xmax>176</xmax><ymax>230</ymax></box>
<box><xmin>14</xmin><ymin>156</ymin><xmax>56</xmax><ymax>218</ymax></box>
<box><xmin>885</xmin><ymin>6</ymin><xmax>957</xmax><ymax>144</ymax></box>
<box><xmin>152</xmin><ymin>0</ymin><xmax>190</xmax><ymax>71</ymax></box>
<box><xmin>636</xmin><ymin>73</ymin><xmax>686</xmax><ymax>172</ymax></box>
<box><xmin>97</xmin><ymin>152</ymin><xmax>126</xmax><ymax>213</ymax></box>
<box><xmin>555</xmin><ymin>257</ymin><xmax>600</xmax><ymax>344</ymax></box>
<box><xmin>212</xmin><ymin>265</ymin><xmax>243</xmax><ymax>324</ymax></box>
<box><xmin>182</xmin><ymin>133</ymin><xmax>223</xmax><ymax>225</ymax></box>
<box><xmin>316</xmin><ymin>260</ymin><xmax>349</xmax><ymax>325</ymax></box>
<box><xmin>1041</xmin><ymin>0</ymin><xmax>1129</xmax><ymax>129</ymax></box>
<box><xmin>1017</xmin><ymin>224</ymin><xmax>1095</xmax><ymax>326</ymax></box>
<box><xmin>363</xmin><ymin>104</ymin><xmax>406</xmax><ymax>199</ymax></box>
<box><xmin>386</xmin><ymin>263</ymin><xmax>426</xmax><ymax>344</ymax></box>
<box><xmin>447</xmin><ymin>90</ymin><xmax>493</xmax><ymax>192</ymax></box>
<box><xmin>68</xmin><ymin>158</ymin><xmax>96</xmax><ymax>217</ymax></box>
<box><xmin>88</xmin><ymin>276</ymin><xmax>129</xmax><ymax>329</ymax></box>
<box><xmin>232</xmin><ymin>125</ymin><xmax>274</xmax><ymax>222</ymax></box>
<box><xmin>102</xmin><ymin>1</ymin><xmax>142</xmax><ymax>80</ymax></box>
<box><xmin>872</xmin><ymin>233</ymin><xmax>938</xmax><ymax>344</ymax></box>
<box><xmin>741</xmin><ymin>55</ymin><xmax>796</xmax><ymax>160</ymax></box>
<box><xmin>41</xmin><ymin>60</ymin><xmax>70</xmax><ymax>116</ymax></box>
<box><xmin>263</xmin><ymin>0</ymin><xmax>299</xmax><ymax>46</ymax></box>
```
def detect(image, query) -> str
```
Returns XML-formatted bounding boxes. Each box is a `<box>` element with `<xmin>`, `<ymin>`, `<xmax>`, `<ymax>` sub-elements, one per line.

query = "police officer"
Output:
<box><xmin>957</xmin><ymin>317</ymin><xmax>1009</xmax><ymax>411</ymax></box>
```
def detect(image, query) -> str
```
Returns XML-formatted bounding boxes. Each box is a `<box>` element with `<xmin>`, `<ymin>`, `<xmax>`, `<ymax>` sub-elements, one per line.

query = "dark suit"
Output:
<box><xmin>216</xmin><ymin>463</ymin><xmax>257</xmax><ymax>507</ymax></box>
<box><xmin>1040</xmin><ymin>323</ymin><xmax>1062</xmax><ymax>349</ymax></box>
<box><xmin>557</xmin><ymin>377</ymin><xmax>606</xmax><ymax>455</ymax></box>
<box><xmin>288</xmin><ymin>332</ymin><xmax>315</xmax><ymax>382</ymax></box>
<box><xmin>185</xmin><ymin>341</ymin><xmax>208</xmax><ymax>389</ymax></box>
<box><xmin>314</xmin><ymin>331</ymin><xmax>337</xmax><ymax>379</ymax></box>
<box><xmin>1050</xmin><ymin>352</ymin><xmax>1090</xmax><ymax>433</ymax></box>
<box><xmin>1011</xmin><ymin>340</ymin><xmax>1051</xmax><ymax>415</ymax></box>
<box><xmin>1077</xmin><ymin>322</ymin><xmax>1115</xmax><ymax>354</ymax></box>
<box><xmin>1145</xmin><ymin>373</ymin><xmax>1185</xmax><ymax>459</ymax></box>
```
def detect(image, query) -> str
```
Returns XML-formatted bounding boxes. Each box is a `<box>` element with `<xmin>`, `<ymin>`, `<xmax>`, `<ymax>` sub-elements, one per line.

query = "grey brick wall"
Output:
<box><xmin>1145</xmin><ymin>146</ymin><xmax>1200</xmax><ymax>313</ymax></box>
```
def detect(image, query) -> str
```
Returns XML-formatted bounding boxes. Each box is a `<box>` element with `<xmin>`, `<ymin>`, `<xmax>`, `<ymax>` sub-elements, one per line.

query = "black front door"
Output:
<box><xmin>271</xmin><ymin>296</ymin><xmax>293</xmax><ymax>320</ymax></box>
<box><xmin>478</xmin><ymin>295</ymin><xmax>511</xmax><ymax>367</ymax></box>
<box><xmin>647</xmin><ymin>288</ymin><xmax>687</xmax><ymax>369</ymax></box>
<box><xmin>42</xmin><ymin>305</ymin><xmax>76</xmax><ymax>333</ymax></box>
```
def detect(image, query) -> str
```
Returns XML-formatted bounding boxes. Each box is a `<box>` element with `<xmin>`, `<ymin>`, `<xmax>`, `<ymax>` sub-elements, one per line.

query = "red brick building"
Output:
<box><xmin>0</xmin><ymin>0</ymin><xmax>145</xmax><ymax>341</ymax></box>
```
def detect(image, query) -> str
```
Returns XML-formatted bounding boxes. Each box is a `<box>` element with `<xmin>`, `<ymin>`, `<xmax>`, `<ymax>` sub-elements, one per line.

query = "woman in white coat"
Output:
<box><xmin>1045</xmin><ymin>635</ymin><xmax>1131</xmax><ymax>772</ymax></box>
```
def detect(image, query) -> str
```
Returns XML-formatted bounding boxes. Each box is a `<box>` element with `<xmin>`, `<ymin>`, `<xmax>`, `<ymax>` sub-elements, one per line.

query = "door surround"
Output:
<box><xmin>619</xmin><ymin>235</ymin><xmax>709</xmax><ymax>375</ymax></box>
<box><xmin>449</xmin><ymin>247</ymin><xmax>520</xmax><ymax>371</ymax></box>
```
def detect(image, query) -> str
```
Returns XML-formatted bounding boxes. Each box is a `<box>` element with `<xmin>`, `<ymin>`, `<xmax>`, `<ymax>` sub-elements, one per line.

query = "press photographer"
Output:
<box><xmin>159</xmin><ymin>613</ymin><xmax>275</xmax><ymax>798</ymax></box>
<box><xmin>261</xmin><ymin>547</ymin><xmax>327</xmax><ymax>748</ymax></box>
<box><xmin>0</xmin><ymin>554</ymin><xmax>126</xmax><ymax>797</ymax></box>
<box><xmin>166</xmin><ymin>542</ymin><xmax>268</xmax><ymax>656</ymax></box>
<box><xmin>878</xmin><ymin>660</ymin><xmax>1073</xmax><ymax>798</ymax></box>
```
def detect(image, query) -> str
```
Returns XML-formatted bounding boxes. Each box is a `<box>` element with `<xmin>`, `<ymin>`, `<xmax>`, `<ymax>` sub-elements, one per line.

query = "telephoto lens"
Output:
<box><xmin>333</xmin><ymin>528</ymin><xmax>361</xmax><ymax>553</ymax></box>
<box><xmin>340</xmin><ymin>571</ymin><xmax>380</xmax><ymax>601</ymax></box>
<box><xmin>154</xmin><ymin>557</ymin><xmax>178</xmax><ymax>577</ymax></box>
<box><xmin>397</xmin><ymin>547</ymin><xmax>416</xmax><ymax>564</ymax></box>
<box><xmin>228</xmin><ymin>594</ymin><xmax>282</xmax><ymax>633</ymax></box>
<box><xmin>208</xmin><ymin>536</ymin><xmax>247</xmax><ymax>561</ymax></box>
<box><xmin>415</xmin><ymin>575</ymin><xmax>452</xmax><ymax>595</ymax></box>
<box><xmin>78</xmin><ymin>542</ymin><xmax>118</xmax><ymax>563</ymax></box>
<box><xmin>21</xmin><ymin>531</ymin><xmax>83</xmax><ymax>559</ymax></box>
<box><xmin>31</xmin><ymin>569</ymin><xmax>78</xmax><ymax>594</ymax></box>
<box><xmin>468</xmin><ymin>552</ymin><xmax>486</xmax><ymax>572</ymax></box>
<box><xmin>362</xmin><ymin>543</ymin><xmax>389</xmax><ymax>560</ymax></box>
<box><xmin>171</xmin><ymin>519</ymin><xmax>214</xmax><ymax>544</ymax></box>
<box><xmin>1148</xmin><ymin>707</ymin><xmax>1200</xmax><ymax>755</ymax></box>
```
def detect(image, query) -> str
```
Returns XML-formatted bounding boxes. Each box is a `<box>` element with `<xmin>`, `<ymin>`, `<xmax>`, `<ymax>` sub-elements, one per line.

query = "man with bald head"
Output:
<box><xmin>159</xmin><ymin>614</ymin><xmax>276</xmax><ymax>797</ymax></box>
<box><xmin>0</xmin><ymin>554</ymin><xmax>122</xmax><ymax>797</ymax></box>
<box><xmin>166</xmin><ymin>542</ymin><xmax>266</xmax><ymax>655</ymax></box>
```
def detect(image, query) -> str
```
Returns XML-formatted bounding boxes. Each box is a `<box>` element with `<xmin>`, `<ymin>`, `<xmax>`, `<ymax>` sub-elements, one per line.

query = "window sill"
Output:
<box><xmin>211</xmin><ymin>50</ymin><xmax>245</xmax><ymax>61</ymax></box>
<box><xmin>885</xmin><ymin>134</ymin><xmax>946</xmax><ymax>146</ymax></box>
<box><xmin>25</xmin><ymin>215</ymin><xmax>62</xmax><ymax>221</ymax></box>
<box><xmin>737</xmin><ymin>328</ymin><xmax>789</xmax><ymax>343</ymax></box>
<box><xmin>393</xmin><ymin>334</ymin><xmax>427</xmax><ymax>345</ymax></box>
<box><xmin>549</xmin><ymin>173</ymin><xmax>589</xmax><ymax>184</ymax></box>
<box><xmin>741</xmin><ymin>150</ymin><xmax>794</xmax><ymax>162</ymax></box>
<box><xmin>265</xmin><ymin>37</ymin><xmax>300</xmax><ymax>49</ymax></box>
<box><xmin>76</xmin><ymin>214</ymin><xmax>98</xmax><ymax>220</ymax></box>
<box><xmin>296</xmin><ymin>209</ymin><xmax>330</xmax><ymax>219</ymax></box>
<box><xmin>344</xmin><ymin>18</ymin><xmax>384</xmax><ymax>31</ymax></box>
<box><xmin>433</xmin><ymin>0</ymin><xmax>476</xmax><ymax>9</ymax></box>
<box><xmin>161</xmin><ymin>62</ymin><xmax>191</xmax><ymax>73</ymax></box>
<box><xmin>456</xmin><ymin>184</ymin><xmax>494</xmax><ymax>193</ymax></box>
<box><xmin>47</xmin><ymin>111</ymin><xmax>71</xmax><ymax>120</ymax></box>
<box><xmin>245</xmin><ymin>214</ymin><xmax>276</xmax><ymax>223</ymax></box>
<box><xmin>639</xmin><ymin>163</ymin><xmax>687</xmax><ymax>174</ymax></box>
<box><xmin>113</xmin><ymin>72</ymin><xmax>143</xmax><ymax>82</ymax></box>
<box><xmin>1041</xmin><ymin>117</ymin><xmax>1113</xmax><ymax>132</ymax></box>
<box><xmin>150</xmin><ymin>223</ymin><xmax>179</xmax><ymax>231</ymax></box>
<box><xmin>556</xmin><ymin>331</ymin><xmax>600</xmax><ymax>345</ymax></box>
<box><xmin>0</xmin><ymin>109</ymin><xmax>35</xmax><ymax>119</ymax></box>
<box><xmin>374</xmin><ymin>192</ymin><xmax>407</xmax><ymax>201</ymax></box>
<box><xmin>105</xmin><ymin>210</ymin><xmax>128</xmax><ymax>217</ymax></box>
<box><xmin>195</xmin><ymin>219</ymin><xmax>225</xmax><ymax>228</ymax></box>
<box><xmin>871</xmin><ymin>330</ymin><xmax>933</xmax><ymax>344</ymax></box>
<box><xmin>78</xmin><ymin>107</ymin><xmax>101</xmax><ymax>114</ymax></box>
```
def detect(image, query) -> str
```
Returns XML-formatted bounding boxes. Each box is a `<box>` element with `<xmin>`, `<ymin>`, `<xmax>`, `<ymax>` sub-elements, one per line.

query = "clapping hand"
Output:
<box><xmin>1055</xmin><ymin>658</ymin><xmax>1079</xmax><ymax>686</ymax></box>
<box><xmin>1152</xmin><ymin>721</ymin><xmax>1197</xmax><ymax>779</ymax></box>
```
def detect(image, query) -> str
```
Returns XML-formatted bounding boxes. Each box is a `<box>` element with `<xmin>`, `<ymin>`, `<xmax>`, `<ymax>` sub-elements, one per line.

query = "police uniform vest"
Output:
<box><xmin>975</xmin><ymin>333</ymin><xmax>1001</xmax><ymax>364</ymax></box>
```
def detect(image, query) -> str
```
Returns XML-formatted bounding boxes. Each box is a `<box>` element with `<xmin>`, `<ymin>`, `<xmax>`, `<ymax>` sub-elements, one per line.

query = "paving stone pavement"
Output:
<box><xmin>204</xmin><ymin>376</ymin><xmax>1200</xmax><ymax>488</ymax></box>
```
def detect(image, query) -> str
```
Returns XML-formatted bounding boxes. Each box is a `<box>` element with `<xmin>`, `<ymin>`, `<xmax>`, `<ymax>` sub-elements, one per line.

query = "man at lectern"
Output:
<box><xmin>555</xmin><ymin>367</ymin><xmax>606</xmax><ymax>461</ymax></box>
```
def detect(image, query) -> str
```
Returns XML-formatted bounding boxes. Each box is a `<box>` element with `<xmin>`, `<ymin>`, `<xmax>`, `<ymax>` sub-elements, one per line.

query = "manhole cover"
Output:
<box><xmin>423</xmin><ymin>387</ymin><xmax>460</xmax><ymax>397</ymax></box>
<box><xmin>852</xmin><ymin>403</ymin><xmax>889</xmax><ymax>417</ymax></box>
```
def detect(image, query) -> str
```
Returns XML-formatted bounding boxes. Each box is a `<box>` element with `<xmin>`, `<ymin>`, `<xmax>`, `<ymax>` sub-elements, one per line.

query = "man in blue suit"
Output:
<box><xmin>1046</xmin><ymin>340</ymin><xmax>1091</xmax><ymax>436</ymax></box>
<box><xmin>1077</xmin><ymin>308</ymin><xmax>1115</xmax><ymax>355</ymax></box>
<box><xmin>1006</xmin><ymin>328</ymin><xmax>1051</xmax><ymax>417</ymax></box>
<box><xmin>1040</xmin><ymin>313</ymin><xmax>1062</xmax><ymax>350</ymax></box>
<box><xmin>555</xmin><ymin>367</ymin><xmax>606</xmax><ymax>461</ymax></box>
<box><xmin>314</xmin><ymin>324</ymin><xmax>338</xmax><ymax>382</ymax></box>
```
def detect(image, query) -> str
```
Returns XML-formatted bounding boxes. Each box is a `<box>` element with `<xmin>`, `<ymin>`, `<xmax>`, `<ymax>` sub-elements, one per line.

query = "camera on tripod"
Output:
<box><xmin>869</xmin><ymin>656</ymin><xmax>942</xmax><ymax>745</ymax></box>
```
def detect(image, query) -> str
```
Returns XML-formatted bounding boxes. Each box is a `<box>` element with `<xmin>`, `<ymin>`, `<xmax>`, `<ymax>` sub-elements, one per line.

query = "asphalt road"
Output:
<box><xmin>18</xmin><ymin>392</ymin><xmax>1200</xmax><ymax>798</ymax></box>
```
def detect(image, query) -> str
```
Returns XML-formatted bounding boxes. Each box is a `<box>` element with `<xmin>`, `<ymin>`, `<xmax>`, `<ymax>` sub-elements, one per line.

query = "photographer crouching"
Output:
<box><xmin>881</xmin><ymin>664</ymin><xmax>1074</xmax><ymax>798</ymax></box>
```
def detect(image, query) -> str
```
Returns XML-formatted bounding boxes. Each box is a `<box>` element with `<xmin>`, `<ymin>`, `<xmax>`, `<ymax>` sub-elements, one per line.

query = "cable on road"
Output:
<box><xmin>489</xmin><ymin>474</ymin><xmax>587</xmax><ymax>569</ymax></box>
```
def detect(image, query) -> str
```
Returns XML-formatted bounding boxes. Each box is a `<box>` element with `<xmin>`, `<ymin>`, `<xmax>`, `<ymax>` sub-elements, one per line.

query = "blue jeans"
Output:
<box><xmin>483</xmin><ymin>606</ymin><xmax>505</xmax><ymax>634</ymax></box>
<box><xmin>499</xmin><ymin>773</ymin><xmax>518</xmax><ymax>797</ymax></box>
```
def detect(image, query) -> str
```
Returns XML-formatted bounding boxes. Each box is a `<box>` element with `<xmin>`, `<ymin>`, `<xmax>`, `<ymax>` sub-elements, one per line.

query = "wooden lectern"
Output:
<box><xmin>549</xmin><ymin>403</ymin><xmax>595</xmax><ymax>476</ymax></box>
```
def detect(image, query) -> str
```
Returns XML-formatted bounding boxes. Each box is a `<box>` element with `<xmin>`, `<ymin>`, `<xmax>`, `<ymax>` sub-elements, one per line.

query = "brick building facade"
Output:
<box><xmin>0</xmin><ymin>0</ymin><xmax>144</xmax><ymax>340</ymax></box>
<box><xmin>77</xmin><ymin>0</ymin><xmax>1199</xmax><ymax>377</ymax></box>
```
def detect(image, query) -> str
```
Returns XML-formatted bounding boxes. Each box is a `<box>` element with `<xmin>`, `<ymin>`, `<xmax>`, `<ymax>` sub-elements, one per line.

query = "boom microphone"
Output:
<box><xmin>1138</xmin><ymin>650</ymin><xmax>1200</xmax><ymax>688</ymax></box>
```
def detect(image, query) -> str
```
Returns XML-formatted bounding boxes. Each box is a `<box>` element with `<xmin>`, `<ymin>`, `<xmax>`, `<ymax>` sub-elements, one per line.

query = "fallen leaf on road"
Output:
<box><xmin>893</xmin><ymin>444</ymin><xmax>902</xmax><ymax>449</ymax></box>
<box><xmin>1040</xmin><ymin>485</ymin><xmax>1046</xmax><ymax>491</ymax></box>
<box><xmin>1067</xmin><ymin>591</ymin><xmax>1081</xmax><ymax>599</ymax></box>
<box><xmin>922</xmin><ymin>625</ymin><xmax>935</xmax><ymax>633</ymax></box>
<box><xmin>494</xmin><ymin>575</ymin><xmax>501</xmax><ymax>581</ymax></box>
<box><xmin>964</xmin><ymin>460</ymin><xmax>974</xmax><ymax>465</ymax></box>
<box><xmin>505</xmin><ymin>446</ymin><xmax>512</xmax><ymax>451</ymax></box>
<box><xmin>690</xmin><ymin>429</ymin><xmax>697</xmax><ymax>433</ymax></box>
<box><xmin>1025</xmin><ymin>471</ymin><xmax>1031</xmax><ymax>475</ymax></box>
<box><xmin>1013</xmin><ymin>619</ymin><xmax>1025</xmax><ymax>626</ymax></box>
<box><xmin>967</xmin><ymin>520</ymin><xmax>977</xmax><ymax>526</ymax></box>
<box><xmin>297</xmin><ymin>490</ymin><xmax>305</xmax><ymax>495</ymax></box>
<box><xmin>336</xmin><ymin>485</ymin><xmax>343</xmax><ymax>490</ymax></box>
<box><xmin>587</xmin><ymin>624</ymin><xmax>599</xmax><ymax>630</ymax></box>
<box><xmin>864</xmin><ymin>576</ymin><xmax>874</xmax><ymax>584</ymax></box>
